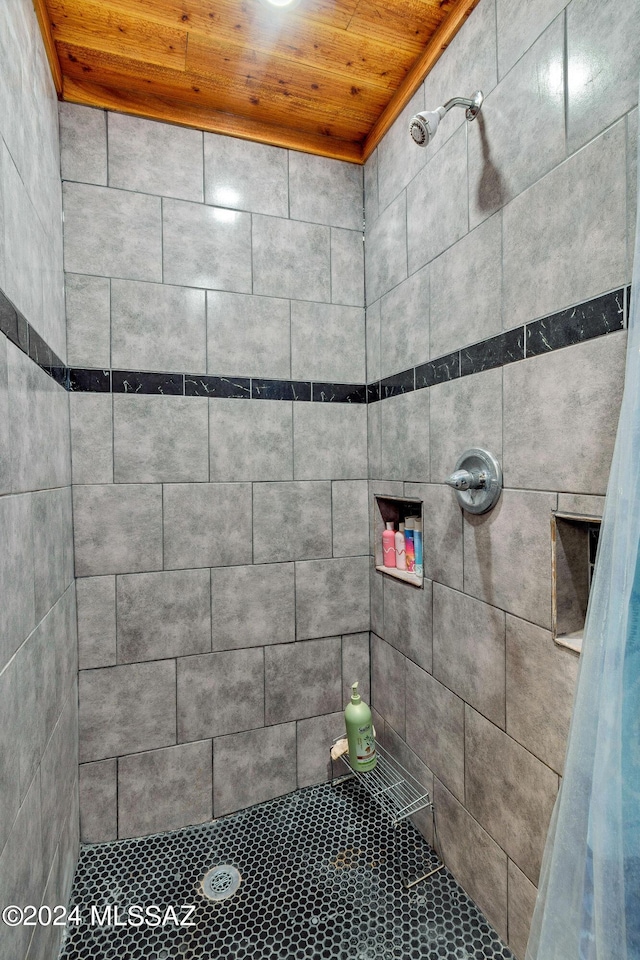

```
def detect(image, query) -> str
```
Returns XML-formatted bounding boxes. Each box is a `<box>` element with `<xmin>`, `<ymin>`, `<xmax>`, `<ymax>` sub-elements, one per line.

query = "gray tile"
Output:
<box><xmin>77</xmin><ymin>576</ymin><xmax>116</xmax><ymax>669</ymax></box>
<box><xmin>370</xmin><ymin>564</ymin><xmax>384</xmax><ymax>638</ymax></box>
<box><xmin>405</xmin><ymin>659</ymin><xmax>465</xmax><ymax>801</ymax></box>
<box><xmin>291</xmin><ymin>301</ymin><xmax>365</xmax><ymax>382</ymax></box>
<box><xmin>429</xmin><ymin>367</ymin><xmax>502</xmax><ymax>486</ymax></box>
<box><xmin>213</xmin><ymin>722</ymin><xmax>296</xmax><ymax>817</ymax></box>
<box><xmin>0</xmin><ymin>654</ymin><xmax>20</xmax><ymax>854</ymax></box>
<box><xmin>364</xmin><ymin>192</ymin><xmax>407</xmax><ymax>304</ymax></box>
<box><xmin>59</xmin><ymin>102</ymin><xmax>107</xmax><ymax>186</ymax></box>
<box><xmin>433</xmin><ymin>584</ymin><xmax>506</xmax><ymax>726</ymax></box>
<box><xmin>332</xmin><ymin>480</ymin><xmax>370</xmax><ymax>558</ymax></box>
<box><xmin>162</xmin><ymin>481</ymin><xmax>252</xmax><ymax>570</ymax></box>
<box><xmin>8</xmin><ymin>342</ymin><xmax>71</xmax><ymax>493</ymax></box>
<box><xmin>407</xmin><ymin>125</ymin><xmax>468</xmax><ymax>274</ymax></box>
<box><xmin>65</xmin><ymin>273</ymin><xmax>111</xmax><ymax>368</ymax></box>
<box><xmin>111</xmin><ymin>279</ymin><xmax>206</xmax><ymax>373</ymax></box>
<box><xmin>628</xmin><ymin>108</ymin><xmax>638</xmax><ymax>275</ymax></box>
<box><xmin>14</xmin><ymin>625</ymin><xmax>46</xmax><ymax>802</ymax></box>
<box><xmin>503</xmin><ymin>333</ymin><xmax>626</xmax><ymax>494</ymax></box>
<box><xmin>177</xmin><ymin>648</ymin><xmax>264</xmax><ymax>742</ymax></box>
<box><xmin>434</xmin><ymin>779</ymin><xmax>508</xmax><ymax>942</ymax></box>
<box><xmin>36</xmin><ymin>589</ymin><xmax>77</xmax><ymax>750</ymax></box>
<box><xmin>297</xmin><ymin>712</ymin><xmax>345</xmax><ymax>788</ymax></box>
<box><xmin>469</xmin><ymin>16</ymin><xmax>565</xmax><ymax>228</ymax></box>
<box><xmin>25</xmin><ymin>847</ymin><xmax>65</xmax><ymax>960</ymax></box>
<box><xmin>567</xmin><ymin>0</ymin><xmax>640</xmax><ymax>152</ymax></box>
<box><xmin>331</xmin><ymin>228</ymin><xmax>365</xmax><ymax>307</ymax></box>
<box><xmin>289</xmin><ymin>152</ymin><xmax>362</xmax><ymax>229</ymax></box>
<box><xmin>32</xmin><ymin>487</ymin><xmax>73</xmax><ymax>621</ymax></box>
<box><xmin>405</xmin><ymin>482</ymin><xmax>463</xmax><ymax>591</ymax></box>
<box><xmin>211</xmin><ymin>563</ymin><xmax>295</xmax><ymax>650</ymax></box>
<box><xmin>108</xmin><ymin>113</ymin><xmax>204</xmax><ymax>201</ymax></box>
<box><xmin>253</xmin><ymin>481</ymin><xmax>332</xmax><ymax>563</ymax></box>
<box><xmin>73</xmin><ymin>484</ymin><xmax>163</xmax><ymax>577</ymax></box>
<box><xmin>430</xmin><ymin>213</ymin><xmax>502</xmax><ymax>356</ymax></box>
<box><xmin>465</xmin><ymin>705</ymin><xmax>558</xmax><ymax>883</ymax></box>
<box><xmin>205</xmin><ymin>134</ymin><xmax>288</xmax><ymax>217</ymax></box>
<box><xmin>162</xmin><ymin>198</ymin><xmax>252</xmax><ymax>292</ymax></box>
<box><xmin>383</xmin><ymin>725</ymin><xmax>434</xmax><ymax>841</ymax></box>
<box><xmin>342</xmin><ymin>632</ymin><xmax>370</xmax><ymax>706</ymax></box>
<box><xmin>79</xmin><ymin>660</ymin><xmax>176</xmax><ymax>762</ymax></box>
<box><xmin>496</xmin><ymin>0</ymin><xmax>567</xmax><ymax>78</ymax></box>
<box><xmin>364</xmin><ymin>149</ymin><xmax>379</xmax><ymax>225</ymax></box>
<box><xmin>207</xmin><ymin>291</ymin><xmax>290</xmax><ymax>379</ymax></box>
<box><xmin>0</xmin><ymin>337</ymin><xmax>8</xmax><ymax>495</ymax></box>
<box><xmin>117</xmin><ymin>569</ymin><xmax>211</xmax><ymax>663</ymax></box>
<box><xmin>118</xmin><ymin>741</ymin><xmax>212</xmax><ymax>838</ymax></box>
<box><xmin>383</xmin><ymin>575</ymin><xmax>432</xmax><ymax>672</ymax></box>
<box><xmin>377</xmin><ymin>87</ymin><xmax>426</xmax><ymax>215</ymax></box>
<box><xmin>70</xmin><ymin>393</ymin><xmax>113</xmax><ymax>485</ymax></box>
<box><xmin>113</xmin><ymin>396</ymin><xmax>208</xmax><ymax>483</ymax></box>
<box><xmin>464</xmin><ymin>489</ymin><xmax>557</xmax><ymax>629</ymax></box>
<box><xmin>380</xmin><ymin>389</ymin><xmax>430</xmax><ymax>482</ymax></box>
<box><xmin>557</xmin><ymin>493</ymin><xmax>605</xmax><ymax>517</ymax></box>
<box><xmin>294</xmin><ymin>403</ymin><xmax>368</xmax><ymax>480</ymax></box>
<box><xmin>63</xmin><ymin>182</ymin><xmax>162</xmax><ymax>281</ymax></box>
<box><xmin>367</xmin><ymin>402</ymin><xmax>382</xmax><ymax>480</ymax></box>
<box><xmin>265</xmin><ymin>637</ymin><xmax>342</xmax><ymax>724</ymax></box>
<box><xmin>0</xmin><ymin>774</ymin><xmax>44</xmax><ymax>960</ymax></box>
<box><xmin>79</xmin><ymin>759</ymin><xmax>117</xmax><ymax>843</ymax></box>
<box><xmin>365</xmin><ymin>298</ymin><xmax>381</xmax><ymax>382</ymax></box>
<box><xmin>295</xmin><ymin>557</ymin><xmax>370</xmax><ymax>640</ymax></box>
<box><xmin>503</xmin><ymin>120</ymin><xmax>627</xmax><ymax>326</ymax></box>
<box><xmin>507</xmin><ymin>859</ymin><xmax>538</xmax><ymax>960</ymax></box>
<box><xmin>506</xmin><ymin>614</ymin><xmax>578</xmax><ymax>774</ymax></box>
<box><xmin>371</xmin><ymin>633</ymin><xmax>406</xmax><ymax>738</ymax></box>
<box><xmin>379</xmin><ymin>265</ymin><xmax>429</xmax><ymax>379</ymax></box>
<box><xmin>421</xmin><ymin>0</ymin><xmax>498</xmax><ymax>147</ymax></box>
<box><xmin>209</xmin><ymin>398</ymin><xmax>293</xmax><ymax>482</ymax></box>
<box><xmin>252</xmin><ymin>215</ymin><xmax>331</xmax><ymax>302</ymax></box>
<box><xmin>39</xmin><ymin>686</ymin><xmax>78</xmax><ymax>870</ymax></box>
<box><xmin>0</xmin><ymin>493</ymin><xmax>35</xmax><ymax>672</ymax></box>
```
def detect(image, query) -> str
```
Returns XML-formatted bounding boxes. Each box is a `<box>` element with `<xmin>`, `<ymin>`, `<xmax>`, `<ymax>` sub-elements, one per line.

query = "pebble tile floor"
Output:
<box><xmin>59</xmin><ymin>780</ymin><xmax>514</xmax><ymax>959</ymax></box>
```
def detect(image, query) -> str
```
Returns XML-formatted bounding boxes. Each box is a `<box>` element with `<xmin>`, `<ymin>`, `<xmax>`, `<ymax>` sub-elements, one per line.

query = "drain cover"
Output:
<box><xmin>201</xmin><ymin>865</ymin><xmax>242</xmax><ymax>901</ymax></box>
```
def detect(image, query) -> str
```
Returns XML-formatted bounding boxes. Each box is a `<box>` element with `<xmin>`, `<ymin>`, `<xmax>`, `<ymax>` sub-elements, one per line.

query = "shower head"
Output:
<box><xmin>409</xmin><ymin>90</ymin><xmax>484</xmax><ymax>147</ymax></box>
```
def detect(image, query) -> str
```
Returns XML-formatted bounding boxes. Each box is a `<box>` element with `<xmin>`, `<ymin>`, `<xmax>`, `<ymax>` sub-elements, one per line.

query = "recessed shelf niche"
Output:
<box><xmin>552</xmin><ymin>511</ymin><xmax>601</xmax><ymax>653</ymax></box>
<box><xmin>374</xmin><ymin>495</ymin><xmax>423</xmax><ymax>588</ymax></box>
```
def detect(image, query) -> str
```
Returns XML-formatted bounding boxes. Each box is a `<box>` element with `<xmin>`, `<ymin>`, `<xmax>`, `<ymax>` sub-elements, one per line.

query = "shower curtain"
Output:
<box><xmin>525</xmin><ymin>111</ymin><xmax>640</xmax><ymax>959</ymax></box>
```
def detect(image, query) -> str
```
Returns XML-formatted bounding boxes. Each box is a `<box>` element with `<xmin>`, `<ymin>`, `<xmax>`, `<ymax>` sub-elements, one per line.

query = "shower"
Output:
<box><xmin>409</xmin><ymin>90</ymin><xmax>483</xmax><ymax>146</ymax></box>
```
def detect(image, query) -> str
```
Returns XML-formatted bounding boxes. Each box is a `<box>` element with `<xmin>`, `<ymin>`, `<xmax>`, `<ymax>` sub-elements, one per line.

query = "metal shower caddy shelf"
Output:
<box><xmin>331</xmin><ymin>738</ymin><xmax>445</xmax><ymax>888</ymax></box>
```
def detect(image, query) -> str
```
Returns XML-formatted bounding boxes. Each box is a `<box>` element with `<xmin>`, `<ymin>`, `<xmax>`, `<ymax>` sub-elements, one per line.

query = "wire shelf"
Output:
<box><xmin>336</xmin><ymin>740</ymin><xmax>433</xmax><ymax>827</ymax></box>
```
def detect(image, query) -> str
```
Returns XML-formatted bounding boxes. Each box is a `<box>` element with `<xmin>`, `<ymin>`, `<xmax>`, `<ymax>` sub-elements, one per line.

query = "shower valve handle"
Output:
<box><xmin>445</xmin><ymin>468</ymin><xmax>486</xmax><ymax>491</ymax></box>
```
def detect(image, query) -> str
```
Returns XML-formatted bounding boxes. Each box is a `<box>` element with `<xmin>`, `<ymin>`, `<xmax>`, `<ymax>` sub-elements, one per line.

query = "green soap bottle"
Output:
<box><xmin>345</xmin><ymin>681</ymin><xmax>377</xmax><ymax>772</ymax></box>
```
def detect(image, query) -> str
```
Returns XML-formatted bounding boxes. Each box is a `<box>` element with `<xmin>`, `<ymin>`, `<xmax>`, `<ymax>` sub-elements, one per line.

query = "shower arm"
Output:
<box><xmin>440</xmin><ymin>92</ymin><xmax>483</xmax><ymax>121</ymax></box>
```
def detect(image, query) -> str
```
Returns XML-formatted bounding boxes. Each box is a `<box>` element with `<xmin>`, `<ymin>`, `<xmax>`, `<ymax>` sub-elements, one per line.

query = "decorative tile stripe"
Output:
<box><xmin>0</xmin><ymin>285</ymin><xmax>630</xmax><ymax>401</ymax></box>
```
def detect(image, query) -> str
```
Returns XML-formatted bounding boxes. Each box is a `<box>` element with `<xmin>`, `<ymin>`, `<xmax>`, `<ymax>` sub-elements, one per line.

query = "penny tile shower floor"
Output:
<box><xmin>59</xmin><ymin>780</ymin><xmax>514</xmax><ymax>959</ymax></box>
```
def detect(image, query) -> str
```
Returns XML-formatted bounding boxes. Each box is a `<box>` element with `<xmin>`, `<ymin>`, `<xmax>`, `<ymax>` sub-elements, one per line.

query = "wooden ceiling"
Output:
<box><xmin>33</xmin><ymin>0</ymin><xmax>481</xmax><ymax>163</ymax></box>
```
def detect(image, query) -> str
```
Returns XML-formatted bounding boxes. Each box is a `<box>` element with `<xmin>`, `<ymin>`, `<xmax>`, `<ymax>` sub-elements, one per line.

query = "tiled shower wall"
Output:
<box><xmin>61</xmin><ymin>106</ymin><xmax>371</xmax><ymax>842</ymax></box>
<box><xmin>365</xmin><ymin>0</ymin><xmax>639</xmax><ymax>957</ymax></box>
<box><xmin>0</xmin><ymin>2</ymin><xmax>78</xmax><ymax>960</ymax></box>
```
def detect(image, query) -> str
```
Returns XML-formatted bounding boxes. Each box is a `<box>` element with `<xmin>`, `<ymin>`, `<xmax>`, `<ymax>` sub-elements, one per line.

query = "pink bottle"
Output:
<box><xmin>382</xmin><ymin>522</ymin><xmax>396</xmax><ymax>568</ymax></box>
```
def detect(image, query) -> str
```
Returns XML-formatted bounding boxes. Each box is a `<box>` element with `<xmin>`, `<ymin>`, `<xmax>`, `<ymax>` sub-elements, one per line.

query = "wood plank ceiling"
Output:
<box><xmin>33</xmin><ymin>0</ymin><xmax>481</xmax><ymax>162</ymax></box>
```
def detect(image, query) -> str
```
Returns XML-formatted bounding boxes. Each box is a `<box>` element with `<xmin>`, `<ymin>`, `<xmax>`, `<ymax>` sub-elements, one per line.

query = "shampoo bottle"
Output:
<box><xmin>395</xmin><ymin>522</ymin><xmax>406</xmax><ymax>570</ymax></box>
<box><xmin>382</xmin><ymin>521</ymin><xmax>396</xmax><ymax>567</ymax></box>
<box><xmin>413</xmin><ymin>517</ymin><xmax>423</xmax><ymax>578</ymax></box>
<box><xmin>405</xmin><ymin>517</ymin><xmax>415</xmax><ymax>572</ymax></box>
<box><xmin>345</xmin><ymin>681</ymin><xmax>377</xmax><ymax>771</ymax></box>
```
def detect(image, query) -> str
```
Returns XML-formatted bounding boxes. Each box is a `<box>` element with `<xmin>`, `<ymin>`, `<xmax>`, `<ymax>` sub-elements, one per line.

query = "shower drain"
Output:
<box><xmin>200</xmin><ymin>865</ymin><xmax>242</xmax><ymax>901</ymax></box>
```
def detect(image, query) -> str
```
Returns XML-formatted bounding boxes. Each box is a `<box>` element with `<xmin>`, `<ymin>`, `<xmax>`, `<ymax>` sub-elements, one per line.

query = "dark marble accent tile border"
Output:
<box><xmin>252</xmin><ymin>378</ymin><xmax>311</xmax><ymax>401</ymax></box>
<box><xmin>526</xmin><ymin>288</ymin><xmax>625</xmax><ymax>357</ymax></box>
<box><xmin>367</xmin><ymin>382</ymin><xmax>381</xmax><ymax>404</ymax></box>
<box><xmin>185</xmin><ymin>375</ymin><xmax>250</xmax><ymax>398</ymax></box>
<box><xmin>112</xmin><ymin>371</ymin><xmax>184</xmax><ymax>395</ymax></box>
<box><xmin>312</xmin><ymin>382</ymin><xmax>367</xmax><ymax>403</ymax></box>
<box><xmin>380</xmin><ymin>368</ymin><xmax>415</xmax><ymax>399</ymax></box>
<box><xmin>0</xmin><ymin>286</ymin><xmax>65</xmax><ymax>386</ymax></box>
<box><xmin>460</xmin><ymin>327</ymin><xmax>524</xmax><ymax>376</ymax></box>
<box><xmin>416</xmin><ymin>351</ymin><xmax>460</xmax><ymax>389</ymax></box>
<box><xmin>69</xmin><ymin>368</ymin><xmax>111</xmax><ymax>392</ymax></box>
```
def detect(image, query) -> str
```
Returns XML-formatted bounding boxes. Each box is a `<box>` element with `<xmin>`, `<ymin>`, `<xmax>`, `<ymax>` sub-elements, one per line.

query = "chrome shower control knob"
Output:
<box><xmin>445</xmin><ymin>449</ymin><xmax>502</xmax><ymax>515</ymax></box>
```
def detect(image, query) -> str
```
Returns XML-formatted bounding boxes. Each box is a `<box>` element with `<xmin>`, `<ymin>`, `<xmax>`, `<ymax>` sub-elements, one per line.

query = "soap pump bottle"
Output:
<box><xmin>345</xmin><ymin>681</ymin><xmax>377</xmax><ymax>771</ymax></box>
<box><xmin>382</xmin><ymin>521</ymin><xmax>396</xmax><ymax>568</ymax></box>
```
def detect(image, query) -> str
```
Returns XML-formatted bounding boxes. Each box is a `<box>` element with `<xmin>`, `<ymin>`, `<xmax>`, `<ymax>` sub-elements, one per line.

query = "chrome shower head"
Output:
<box><xmin>409</xmin><ymin>90</ymin><xmax>484</xmax><ymax>147</ymax></box>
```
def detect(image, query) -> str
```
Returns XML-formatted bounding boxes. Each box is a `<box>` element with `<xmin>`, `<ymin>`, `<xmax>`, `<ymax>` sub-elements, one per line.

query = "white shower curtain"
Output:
<box><xmin>525</xmin><ymin>106</ymin><xmax>640</xmax><ymax>959</ymax></box>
